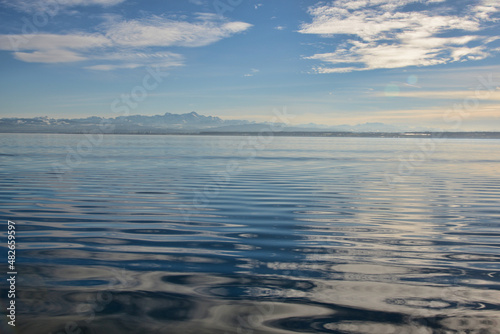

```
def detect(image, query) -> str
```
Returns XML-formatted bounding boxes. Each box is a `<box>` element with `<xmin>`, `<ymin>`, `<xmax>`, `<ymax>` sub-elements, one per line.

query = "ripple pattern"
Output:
<box><xmin>1</xmin><ymin>134</ymin><xmax>500</xmax><ymax>333</ymax></box>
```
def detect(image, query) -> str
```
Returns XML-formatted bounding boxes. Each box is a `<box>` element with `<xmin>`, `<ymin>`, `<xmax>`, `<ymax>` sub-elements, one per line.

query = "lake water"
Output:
<box><xmin>1</xmin><ymin>133</ymin><xmax>500</xmax><ymax>334</ymax></box>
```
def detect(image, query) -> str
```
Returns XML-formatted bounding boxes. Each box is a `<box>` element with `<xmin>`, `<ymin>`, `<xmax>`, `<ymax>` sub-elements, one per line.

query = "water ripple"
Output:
<box><xmin>2</xmin><ymin>134</ymin><xmax>500</xmax><ymax>333</ymax></box>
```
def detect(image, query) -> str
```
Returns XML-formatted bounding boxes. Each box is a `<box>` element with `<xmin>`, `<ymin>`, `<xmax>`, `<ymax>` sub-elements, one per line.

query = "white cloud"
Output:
<box><xmin>0</xmin><ymin>33</ymin><xmax>109</xmax><ymax>51</ymax></box>
<box><xmin>0</xmin><ymin>33</ymin><xmax>109</xmax><ymax>62</ymax></box>
<box><xmin>88</xmin><ymin>51</ymin><xmax>185</xmax><ymax>70</ymax></box>
<box><xmin>472</xmin><ymin>0</ymin><xmax>500</xmax><ymax>20</ymax></box>
<box><xmin>15</xmin><ymin>49</ymin><xmax>86</xmax><ymax>62</ymax></box>
<box><xmin>99</xmin><ymin>51</ymin><xmax>183</xmax><ymax>62</ymax></box>
<box><xmin>85</xmin><ymin>64</ymin><xmax>141</xmax><ymax>71</ymax></box>
<box><xmin>300</xmin><ymin>0</ymin><xmax>500</xmax><ymax>72</ymax></box>
<box><xmin>243</xmin><ymin>68</ymin><xmax>260</xmax><ymax>77</ymax></box>
<box><xmin>106</xmin><ymin>15</ymin><xmax>252</xmax><ymax>48</ymax></box>
<box><xmin>0</xmin><ymin>14</ymin><xmax>252</xmax><ymax>70</ymax></box>
<box><xmin>313</xmin><ymin>66</ymin><xmax>361</xmax><ymax>73</ymax></box>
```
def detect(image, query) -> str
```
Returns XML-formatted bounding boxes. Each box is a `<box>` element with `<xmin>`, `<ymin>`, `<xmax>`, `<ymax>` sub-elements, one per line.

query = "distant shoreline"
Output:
<box><xmin>1</xmin><ymin>131</ymin><xmax>500</xmax><ymax>139</ymax></box>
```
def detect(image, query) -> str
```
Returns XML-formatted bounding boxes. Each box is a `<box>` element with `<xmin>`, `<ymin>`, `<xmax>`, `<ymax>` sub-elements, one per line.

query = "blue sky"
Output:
<box><xmin>0</xmin><ymin>0</ymin><xmax>499</xmax><ymax>130</ymax></box>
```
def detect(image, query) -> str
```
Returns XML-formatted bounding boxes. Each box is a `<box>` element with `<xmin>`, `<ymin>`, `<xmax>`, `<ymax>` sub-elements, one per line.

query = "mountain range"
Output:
<box><xmin>0</xmin><ymin>111</ymin><xmax>432</xmax><ymax>134</ymax></box>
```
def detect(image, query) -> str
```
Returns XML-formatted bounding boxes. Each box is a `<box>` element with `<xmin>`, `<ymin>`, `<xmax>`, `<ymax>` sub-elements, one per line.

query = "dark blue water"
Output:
<box><xmin>1</xmin><ymin>133</ymin><xmax>500</xmax><ymax>333</ymax></box>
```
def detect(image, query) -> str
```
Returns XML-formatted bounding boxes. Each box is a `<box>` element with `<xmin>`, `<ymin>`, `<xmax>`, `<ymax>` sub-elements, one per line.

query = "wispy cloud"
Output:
<box><xmin>300</xmin><ymin>0</ymin><xmax>500</xmax><ymax>73</ymax></box>
<box><xmin>188</xmin><ymin>0</ymin><xmax>206</xmax><ymax>5</ymax></box>
<box><xmin>287</xmin><ymin>103</ymin><xmax>500</xmax><ymax>128</ymax></box>
<box><xmin>376</xmin><ymin>89</ymin><xmax>500</xmax><ymax>100</ymax></box>
<box><xmin>0</xmin><ymin>14</ymin><xmax>252</xmax><ymax>70</ymax></box>
<box><xmin>85</xmin><ymin>51</ymin><xmax>185</xmax><ymax>71</ymax></box>
<box><xmin>364</xmin><ymin>104</ymin><xmax>500</xmax><ymax>124</ymax></box>
<box><xmin>0</xmin><ymin>33</ymin><xmax>109</xmax><ymax>62</ymax></box>
<box><xmin>0</xmin><ymin>33</ymin><xmax>109</xmax><ymax>50</ymax></box>
<box><xmin>106</xmin><ymin>14</ymin><xmax>252</xmax><ymax>48</ymax></box>
<box><xmin>1</xmin><ymin>0</ymin><xmax>125</xmax><ymax>13</ymax></box>
<box><xmin>243</xmin><ymin>68</ymin><xmax>260</xmax><ymax>77</ymax></box>
<box><xmin>313</xmin><ymin>66</ymin><xmax>360</xmax><ymax>73</ymax></box>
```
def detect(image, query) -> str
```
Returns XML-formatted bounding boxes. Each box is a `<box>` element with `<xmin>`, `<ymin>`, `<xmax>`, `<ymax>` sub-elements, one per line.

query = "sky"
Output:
<box><xmin>0</xmin><ymin>0</ymin><xmax>499</xmax><ymax>130</ymax></box>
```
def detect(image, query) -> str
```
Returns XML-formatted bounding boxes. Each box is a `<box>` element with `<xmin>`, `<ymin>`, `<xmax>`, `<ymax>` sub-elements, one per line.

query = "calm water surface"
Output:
<box><xmin>1</xmin><ymin>133</ymin><xmax>500</xmax><ymax>333</ymax></box>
